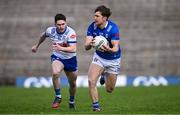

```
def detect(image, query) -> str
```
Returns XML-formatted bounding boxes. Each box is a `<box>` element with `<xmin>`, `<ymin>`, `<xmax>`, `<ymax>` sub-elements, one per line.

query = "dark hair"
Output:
<box><xmin>95</xmin><ymin>5</ymin><xmax>111</xmax><ymax>19</ymax></box>
<box><xmin>55</xmin><ymin>14</ymin><xmax>66</xmax><ymax>23</ymax></box>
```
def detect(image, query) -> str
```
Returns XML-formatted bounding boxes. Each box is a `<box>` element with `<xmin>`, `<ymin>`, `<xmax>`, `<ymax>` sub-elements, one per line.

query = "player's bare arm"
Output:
<box><xmin>31</xmin><ymin>34</ymin><xmax>46</xmax><ymax>53</ymax></box>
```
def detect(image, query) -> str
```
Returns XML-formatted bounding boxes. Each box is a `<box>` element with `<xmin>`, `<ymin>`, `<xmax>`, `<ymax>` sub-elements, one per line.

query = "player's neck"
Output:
<box><xmin>56</xmin><ymin>26</ymin><xmax>67</xmax><ymax>34</ymax></box>
<box><xmin>99</xmin><ymin>21</ymin><xmax>108</xmax><ymax>29</ymax></box>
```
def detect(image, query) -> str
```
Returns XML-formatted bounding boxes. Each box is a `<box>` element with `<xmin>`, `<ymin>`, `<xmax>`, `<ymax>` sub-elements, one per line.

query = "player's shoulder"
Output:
<box><xmin>66</xmin><ymin>26</ymin><xmax>77</xmax><ymax>39</ymax></box>
<box><xmin>87</xmin><ymin>22</ymin><xmax>97</xmax><ymax>31</ymax></box>
<box><xmin>88</xmin><ymin>21</ymin><xmax>96</xmax><ymax>28</ymax></box>
<box><xmin>46</xmin><ymin>26</ymin><xmax>56</xmax><ymax>34</ymax></box>
<box><xmin>67</xmin><ymin>26</ymin><xmax>76</xmax><ymax>34</ymax></box>
<box><xmin>108</xmin><ymin>20</ymin><xmax>118</xmax><ymax>28</ymax></box>
<box><xmin>107</xmin><ymin>20</ymin><xmax>120</xmax><ymax>32</ymax></box>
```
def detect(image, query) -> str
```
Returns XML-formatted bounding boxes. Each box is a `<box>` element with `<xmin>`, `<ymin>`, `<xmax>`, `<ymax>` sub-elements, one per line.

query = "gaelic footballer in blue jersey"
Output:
<box><xmin>32</xmin><ymin>14</ymin><xmax>77</xmax><ymax>109</ymax></box>
<box><xmin>84</xmin><ymin>5</ymin><xmax>121</xmax><ymax>112</ymax></box>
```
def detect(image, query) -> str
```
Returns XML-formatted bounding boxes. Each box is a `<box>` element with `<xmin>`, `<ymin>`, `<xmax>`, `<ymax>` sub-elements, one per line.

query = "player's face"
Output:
<box><xmin>55</xmin><ymin>20</ymin><xmax>67</xmax><ymax>32</ymax></box>
<box><xmin>94</xmin><ymin>11</ymin><xmax>106</xmax><ymax>27</ymax></box>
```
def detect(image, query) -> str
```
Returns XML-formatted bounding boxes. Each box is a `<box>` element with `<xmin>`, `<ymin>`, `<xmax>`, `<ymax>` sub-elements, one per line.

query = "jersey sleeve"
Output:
<box><xmin>42</xmin><ymin>27</ymin><xmax>55</xmax><ymax>38</ymax></box>
<box><xmin>86</xmin><ymin>23</ymin><xmax>94</xmax><ymax>37</ymax></box>
<box><xmin>111</xmin><ymin>25</ymin><xmax>120</xmax><ymax>40</ymax></box>
<box><xmin>67</xmin><ymin>30</ymin><xmax>77</xmax><ymax>44</ymax></box>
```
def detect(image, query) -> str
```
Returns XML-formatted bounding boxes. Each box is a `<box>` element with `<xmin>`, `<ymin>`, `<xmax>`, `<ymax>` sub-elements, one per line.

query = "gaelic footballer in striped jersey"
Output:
<box><xmin>32</xmin><ymin>13</ymin><xmax>78</xmax><ymax>110</ymax></box>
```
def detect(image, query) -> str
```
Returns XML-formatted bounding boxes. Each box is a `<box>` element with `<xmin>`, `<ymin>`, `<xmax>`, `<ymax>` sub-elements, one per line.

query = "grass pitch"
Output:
<box><xmin>0</xmin><ymin>86</ymin><xmax>180</xmax><ymax>114</ymax></box>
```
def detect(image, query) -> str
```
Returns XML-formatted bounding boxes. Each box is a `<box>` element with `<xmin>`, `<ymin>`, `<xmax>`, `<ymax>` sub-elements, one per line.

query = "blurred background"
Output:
<box><xmin>0</xmin><ymin>0</ymin><xmax>180</xmax><ymax>86</ymax></box>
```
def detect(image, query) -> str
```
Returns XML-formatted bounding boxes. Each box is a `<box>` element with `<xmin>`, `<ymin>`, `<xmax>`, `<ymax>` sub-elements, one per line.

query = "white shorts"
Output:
<box><xmin>92</xmin><ymin>53</ymin><xmax>121</xmax><ymax>74</ymax></box>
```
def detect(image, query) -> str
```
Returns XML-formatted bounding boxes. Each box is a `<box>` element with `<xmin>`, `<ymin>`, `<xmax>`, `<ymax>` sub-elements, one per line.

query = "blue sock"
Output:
<box><xmin>93</xmin><ymin>101</ymin><xmax>100</xmax><ymax>109</ymax></box>
<box><xmin>55</xmin><ymin>88</ymin><xmax>61</xmax><ymax>98</ymax></box>
<box><xmin>69</xmin><ymin>95</ymin><xmax>75</xmax><ymax>103</ymax></box>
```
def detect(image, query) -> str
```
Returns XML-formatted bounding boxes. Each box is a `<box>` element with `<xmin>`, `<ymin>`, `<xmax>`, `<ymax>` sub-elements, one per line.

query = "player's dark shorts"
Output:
<box><xmin>51</xmin><ymin>54</ymin><xmax>78</xmax><ymax>72</ymax></box>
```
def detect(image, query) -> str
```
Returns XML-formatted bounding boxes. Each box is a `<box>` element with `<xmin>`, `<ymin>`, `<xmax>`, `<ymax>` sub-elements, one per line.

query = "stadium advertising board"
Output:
<box><xmin>16</xmin><ymin>75</ymin><xmax>180</xmax><ymax>88</ymax></box>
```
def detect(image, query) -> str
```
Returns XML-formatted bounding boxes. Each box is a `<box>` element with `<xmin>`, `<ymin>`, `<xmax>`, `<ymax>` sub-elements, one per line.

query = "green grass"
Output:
<box><xmin>0</xmin><ymin>86</ymin><xmax>180</xmax><ymax>114</ymax></box>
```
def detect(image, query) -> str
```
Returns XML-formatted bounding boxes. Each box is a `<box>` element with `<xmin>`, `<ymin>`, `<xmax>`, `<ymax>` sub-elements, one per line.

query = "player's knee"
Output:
<box><xmin>88</xmin><ymin>79</ymin><xmax>96</xmax><ymax>88</ymax></box>
<box><xmin>52</xmin><ymin>75</ymin><xmax>59</xmax><ymax>81</ymax></box>
<box><xmin>106</xmin><ymin>87</ymin><xmax>114</xmax><ymax>93</ymax></box>
<box><xmin>52</xmin><ymin>70</ymin><xmax>60</xmax><ymax>76</ymax></box>
<box><xmin>52</xmin><ymin>73</ymin><xmax>58</xmax><ymax>78</ymax></box>
<box><xmin>69</xmin><ymin>81</ymin><xmax>76</xmax><ymax>88</ymax></box>
<box><xmin>52</xmin><ymin>72</ymin><xmax>60</xmax><ymax>79</ymax></box>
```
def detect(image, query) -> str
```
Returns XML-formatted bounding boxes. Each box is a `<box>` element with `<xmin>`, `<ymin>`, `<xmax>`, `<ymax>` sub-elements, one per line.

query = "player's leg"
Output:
<box><xmin>105</xmin><ymin>73</ymin><xmax>117</xmax><ymax>93</ymax></box>
<box><xmin>65</xmin><ymin>70</ymin><xmax>77</xmax><ymax>109</ymax></box>
<box><xmin>51</xmin><ymin>56</ymin><xmax>64</xmax><ymax>108</ymax></box>
<box><xmin>101</xmin><ymin>57</ymin><xmax>121</xmax><ymax>93</ymax></box>
<box><xmin>88</xmin><ymin>63</ymin><xmax>104</xmax><ymax>111</ymax></box>
<box><xmin>63</xmin><ymin>56</ymin><xmax>78</xmax><ymax>109</ymax></box>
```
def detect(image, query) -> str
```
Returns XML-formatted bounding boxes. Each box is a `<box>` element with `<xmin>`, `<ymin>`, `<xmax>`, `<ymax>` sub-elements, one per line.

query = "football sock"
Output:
<box><xmin>92</xmin><ymin>101</ymin><xmax>100</xmax><ymax>109</ymax></box>
<box><xmin>55</xmin><ymin>88</ymin><xmax>61</xmax><ymax>98</ymax></box>
<box><xmin>69</xmin><ymin>95</ymin><xmax>75</xmax><ymax>103</ymax></box>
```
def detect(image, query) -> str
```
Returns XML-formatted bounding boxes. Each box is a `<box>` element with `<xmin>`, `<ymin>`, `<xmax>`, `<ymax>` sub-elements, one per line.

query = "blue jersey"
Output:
<box><xmin>87</xmin><ymin>20</ymin><xmax>121</xmax><ymax>60</ymax></box>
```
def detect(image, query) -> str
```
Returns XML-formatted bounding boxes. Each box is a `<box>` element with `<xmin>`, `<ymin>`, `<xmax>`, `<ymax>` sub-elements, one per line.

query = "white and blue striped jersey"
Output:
<box><xmin>87</xmin><ymin>20</ymin><xmax>121</xmax><ymax>60</ymax></box>
<box><xmin>43</xmin><ymin>26</ymin><xmax>77</xmax><ymax>59</ymax></box>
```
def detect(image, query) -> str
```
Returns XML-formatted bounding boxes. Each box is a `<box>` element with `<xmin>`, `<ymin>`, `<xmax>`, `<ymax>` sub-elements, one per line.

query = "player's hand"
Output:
<box><xmin>52</xmin><ymin>44</ymin><xmax>58</xmax><ymax>51</ymax></box>
<box><xmin>99</xmin><ymin>44</ymin><xmax>111</xmax><ymax>52</ymax></box>
<box><xmin>90</xmin><ymin>38</ymin><xmax>96</xmax><ymax>47</ymax></box>
<box><xmin>31</xmin><ymin>45</ymin><xmax>38</xmax><ymax>53</ymax></box>
<box><xmin>52</xmin><ymin>43</ymin><xmax>63</xmax><ymax>51</ymax></box>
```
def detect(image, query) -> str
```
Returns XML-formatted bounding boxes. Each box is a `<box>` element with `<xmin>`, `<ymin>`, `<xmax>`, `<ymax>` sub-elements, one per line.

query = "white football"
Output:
<box><xmin>93</xmin><ymin>36</ymin><xmax>108</xmax><ymax>50</ymax></box>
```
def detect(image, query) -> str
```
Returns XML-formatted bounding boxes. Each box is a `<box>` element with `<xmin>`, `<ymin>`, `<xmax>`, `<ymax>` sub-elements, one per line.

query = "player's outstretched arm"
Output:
<box><xmin>31</xmin><ymin>34</ymin><xmax>46</xmax><ymax>53</ymax></box>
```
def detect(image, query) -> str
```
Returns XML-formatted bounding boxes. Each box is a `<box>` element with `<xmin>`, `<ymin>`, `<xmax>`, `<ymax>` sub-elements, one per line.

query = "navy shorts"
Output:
<box><xmin>51</xmin><ymin>54</ymin><xmax>78</xmax><ymax>72</ymax></box>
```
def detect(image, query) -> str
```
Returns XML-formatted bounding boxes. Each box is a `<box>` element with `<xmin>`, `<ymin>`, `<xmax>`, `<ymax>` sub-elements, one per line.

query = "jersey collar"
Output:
<box><xmin>104</xmin><ymin>21</ymin><xmax>108</xmax><ymax>28</ymax></box>
<box><xmin>98</xmin><ymin>21</ymin><xmax>109</xmax><ymax>30</ymax></box>
<box><xmin>56</xmin><ymin>26</ymin><xmax>67</xmax><ymax>34</ymax></box>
